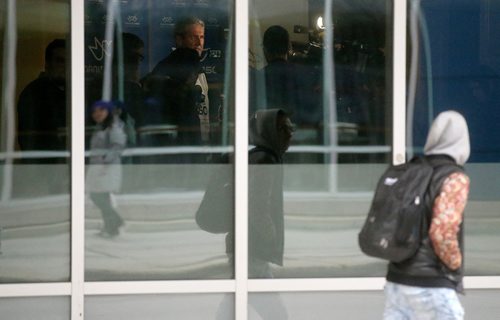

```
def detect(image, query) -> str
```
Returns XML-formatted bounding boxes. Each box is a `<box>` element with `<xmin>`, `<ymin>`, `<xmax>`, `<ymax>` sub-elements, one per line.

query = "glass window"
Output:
<box><xmin>248</xmin><ymin>292</ymin><xmax>384</xmax><ymax>319</ymax></box>
<box><xmin>0</xmin><ymin>297</ymin><xmax>70</xmax><ymax>320</ymax></box>
<box><xmin>0</xmin><ymin>0</ymin><xmax>70</xmax><ymax>282</ymax></box>
<box><xmin>462</xmin><ymin>290</ymin><xmax>500</xmax><ymax>317</ymax></box>
<box><xmin>84</xmin><ymin>0</ymin><xmax>235</xmax><ymax>280</ymax></box>
<box><xmin>248</xmin><ymin>0</ymin><xmax>392</xmax><ymax>278</ymax></box>
<box><xmin>410</xmin><ymin>0</ymin><xmax>500</xmax><ymax>275</ymax></box>
<box><xmin>85</xmin><ymin>294</ymin><xmax>233</xmax><ymax>319</ymax></box>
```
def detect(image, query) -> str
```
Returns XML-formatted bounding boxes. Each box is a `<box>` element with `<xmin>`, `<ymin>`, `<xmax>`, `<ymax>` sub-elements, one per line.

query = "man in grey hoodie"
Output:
<box><xmin>384</xmin><ymin>110</ymin><xmax>471</xmax><ymax>320</ymax></box>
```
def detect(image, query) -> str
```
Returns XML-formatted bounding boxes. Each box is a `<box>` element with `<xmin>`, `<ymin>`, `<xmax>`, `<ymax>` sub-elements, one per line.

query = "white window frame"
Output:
<box><xmin>1</xmin><ymin>1</ymin><xmax>500</xmax><ymax>320</ymax></box>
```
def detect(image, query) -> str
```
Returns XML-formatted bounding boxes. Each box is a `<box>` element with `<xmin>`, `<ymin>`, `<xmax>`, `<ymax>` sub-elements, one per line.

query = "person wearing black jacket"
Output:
<box><xmin>384</xmin><ymin>111</ymin><xmax>471</xmax><ymax>320</ymax></box>
<box><xmin>145</xmin><ymin>17</ymin><xmax>211</xmax><ymax>146</ymax></box>
<box><xmin>17</xmin><ymin>39</ymin><xmax>67</xmax><ymax>159</ymax></box>
<box><xmin>246</xmin><ymin>108</ymin><xmax>293</xmax><ymax>269</ymax></box>
<box><xmin>218</xmin><ymin>109</ymin><xmax>293</xmax><ymax>320</ymax></box>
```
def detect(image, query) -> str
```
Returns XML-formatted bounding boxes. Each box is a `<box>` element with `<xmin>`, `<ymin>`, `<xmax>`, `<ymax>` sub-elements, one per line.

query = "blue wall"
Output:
<box><xmin>414</xmin><ymin>0</ymin><xmax>500</xmax><ymax>163</ymax></box>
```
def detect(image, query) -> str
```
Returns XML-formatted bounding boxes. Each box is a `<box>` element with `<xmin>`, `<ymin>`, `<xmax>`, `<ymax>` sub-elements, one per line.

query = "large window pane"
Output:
<box><xmin>0</xmin><ymin>297</ymin><xmax>70</xmax><ymax>320</ymax></box>
<box><xmin>248</xmin><ymin>0</ymin><xmax>392</xmax><ymax>278</ymax></box>
<box><xmin>410</xmin><ymin>0</ymin><xmax>500</xmax><ymax>275</ymax></box>
<box><xmin>0</xmin><ymin>0</ymin><xmax>70</xmax><ymax>282</ymax></box>
<box><xmin>85</xmin><ymin>294</ymin><xmax>233</xmax><ymax>319</ymax></box>
<box><xmin>84</xmin><ymin>0</ymin><xmax>234</xmax><ymax>280</ymax></box>
<box><xmin>248</xmin><ymin>292</ymin><xmax>384</xmax><ymax>319</ymax></box>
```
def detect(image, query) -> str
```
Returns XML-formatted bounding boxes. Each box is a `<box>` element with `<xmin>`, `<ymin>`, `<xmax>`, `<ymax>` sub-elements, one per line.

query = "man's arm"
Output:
<box><xmin>429</xmin><ymin>172</ymin><xmax>470</xmax><ymax>270</ymax></box>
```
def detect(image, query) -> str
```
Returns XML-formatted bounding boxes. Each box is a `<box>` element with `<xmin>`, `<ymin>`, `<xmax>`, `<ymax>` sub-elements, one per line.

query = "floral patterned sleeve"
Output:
<box><xmin>429</xmin><ymin>172</ymin><xmax>470</xmax><ymax>271</ymax></box>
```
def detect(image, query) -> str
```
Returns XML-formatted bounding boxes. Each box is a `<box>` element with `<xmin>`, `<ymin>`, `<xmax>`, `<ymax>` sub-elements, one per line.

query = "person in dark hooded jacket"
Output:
<box><xmin>225</xmin><ymin>108</ymin><xmax>294</xmax><ymax>272</ymax></box>
<box><xmin>384</xmin><ymin>110</ymin><xmax>470</xmax><ymax>320</ymax></box>
<box><xmin>220</xmin><ymin>108</ymin><xmax>293</xmax><ymax>319</ymax></box>
<box><xmin>247</xmin><ymin>108</ymin><xmax>293</xmax><ymax>270</ymax></box>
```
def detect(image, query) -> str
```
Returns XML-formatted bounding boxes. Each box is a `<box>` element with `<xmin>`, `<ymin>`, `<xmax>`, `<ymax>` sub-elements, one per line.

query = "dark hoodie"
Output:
<box><xmin>226</xmin><ymin>109</ymin><xmax>287</xmax><ymax>267</ymax></box>
<box><xmin>248</xmin><ymin>109</ymin><xmax>287</xmax><ymax>266</ymax></box>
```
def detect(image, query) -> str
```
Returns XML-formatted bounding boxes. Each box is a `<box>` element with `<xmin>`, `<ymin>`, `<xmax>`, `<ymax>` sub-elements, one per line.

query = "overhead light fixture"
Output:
<box><xmin>316</xmin><ymin>16</ymin><xmax>325</xmax><ymax>30</ymax></box>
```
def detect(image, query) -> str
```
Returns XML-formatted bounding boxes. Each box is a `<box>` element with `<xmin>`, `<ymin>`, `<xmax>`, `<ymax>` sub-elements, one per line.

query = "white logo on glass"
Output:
<box><xmin>89</xmin><ymin>37</ymin><xmax>112</xmax><ymax>61</ymax></box>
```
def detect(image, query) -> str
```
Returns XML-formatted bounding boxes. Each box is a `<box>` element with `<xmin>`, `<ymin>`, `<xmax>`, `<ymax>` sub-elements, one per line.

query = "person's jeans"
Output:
<box><xmin>383</xmin><ymin>281</ymin><xmax>464</xmax><ymax>320</ymax></box>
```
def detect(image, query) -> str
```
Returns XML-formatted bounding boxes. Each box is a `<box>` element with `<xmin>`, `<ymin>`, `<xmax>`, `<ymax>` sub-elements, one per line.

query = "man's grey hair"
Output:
<box><xmin>174</xmin><ymin>17</ymin><xmax>205</xmax><ymax>37</ymax></box>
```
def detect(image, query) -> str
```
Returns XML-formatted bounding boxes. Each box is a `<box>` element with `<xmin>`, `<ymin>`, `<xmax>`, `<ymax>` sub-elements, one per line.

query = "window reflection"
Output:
<box><xmin>250</xmin><ymin>0</ymin><xmax>391</xmax><ymax>166</ymax></box>
<box><xmin>0</xmin><ymin>0</ymin><xmax>70</xmax><ymax>283</ymax></box>
<box><xmin>84</xmin><ymin>0</ymin><xmax>234</xmax><ymax>280</ymax></box>
<box><xmin>249</xmin><ymin>0</ymin><xmax>391</xmax><ymax>278</ymax></box>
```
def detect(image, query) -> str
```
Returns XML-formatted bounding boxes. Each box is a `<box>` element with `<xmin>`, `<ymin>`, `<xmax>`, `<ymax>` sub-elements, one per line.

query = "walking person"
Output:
<box><xmin>216</xmin><ymin>108</ymin><xmax>294</xmax><ymax>319</ymax></box>
<box><xmin>383</xmin><ymin>110</ymin><xmax>471</xmax><ymax>320</ymax></box>
<box><xmin>86</xmin><ymin>100</ymin><xmax>127</xmax><ymax>237</ymax></box>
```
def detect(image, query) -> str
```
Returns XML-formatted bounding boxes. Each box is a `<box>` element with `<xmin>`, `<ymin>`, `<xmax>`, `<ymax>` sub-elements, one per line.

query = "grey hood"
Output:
<box><xmin>424</xmin><ymin>110</ymin><xmax>470</xmax><ymax>165</ymax></box>
<box><xmin>249</xmin><ymin>108</ymin><xmax>285</xmax><ymax>156</ymax></box>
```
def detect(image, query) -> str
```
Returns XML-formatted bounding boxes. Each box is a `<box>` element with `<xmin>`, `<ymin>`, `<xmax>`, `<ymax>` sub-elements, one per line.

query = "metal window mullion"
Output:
<box><xmin>246</xmin><ymin>276</ymin><xmax>500</xmax><ymax>292</ymax></box>
<box><xmin>464</xmin><ymin>277</ymin><xmax>500</xmax><ymax>289</ymax></box>
<box><xmin>84</xmin><ymin>280</ymin><xmax>236</xmax><ymax>295</ymax></box>
<box><xmin>70</xmin><ymin>0</ymin><xmax>85</xmax><ymax>319</ymax></box>
<box><xmin>392</xmin><ymin>0</ymin><xmax>407</xmax><ymax>165</ymax></box>
<box><xmin>0</xmin><ymin>0</ymin><xmax>16</xmax><ymax>202</ymax></box>
<box><xmin>235</xmin><ymin>0</ymin><xmax>249</xmax><ymax>319</ymax></box>
<box><xmin>248</xmin><ymin>278</ymin><xmax>386</xmax><ymax>292</ymax></box>
<box><xmin>0</xmin><ymin>283</ymin><xmax>71</xmax><ymax>298</ymax></box>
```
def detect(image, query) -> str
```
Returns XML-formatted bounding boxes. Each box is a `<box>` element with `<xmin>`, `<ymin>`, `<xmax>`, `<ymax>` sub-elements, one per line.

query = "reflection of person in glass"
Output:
<box><xmin>86</xmin><ymin>33</ymin><xmax>145</xmax><ymax>146</ymax></box>
<box><xmin>146</xmin><ymin>48</ymin><xmax>202</xmax><ymax>145</ymax></box>
<box><xmin>247</xmin><ymin>108</ymin><xmax>293</xmax><ymax>275</ymax></box>
<box><xmin>250</xmin><ymin>26</ymin><xmax>300</xmax><ymax>119</ymax></box>
<box><xmin>148</xmin><ymin>17</ymin><xmax>211</xmax><ymax>144</ymax></box>
<box><xmin>119</xmin><ymin>32</ymin><xmax>146</xmax><ymax>132</ymax></box>
<box><xmin>17</xmin><ymin>39</ymin><xmax>67</xmax><ymax>158</ymax></box>
<box><xmin>86</xmin><ymin>101</ymin><xmax>126</xmax><ymax>238</ymax></box>
<box><xmin>221</xmin><ymin>109</ymin><xmax>293</xmax><ymax>320</ymax></box>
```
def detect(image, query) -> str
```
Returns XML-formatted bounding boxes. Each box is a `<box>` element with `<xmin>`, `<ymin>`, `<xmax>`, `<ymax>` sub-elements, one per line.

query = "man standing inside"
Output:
<box><xmin>250</xmin><ymin>26</ymin><xmax>298</xmax><ymax>117</ymax></box>
<box><xmin>148</xmin><ymin>17</ymin><xmax>210</xmax><ymax>145</ymax></box>
<box><xmin>384</xmin><ymin>111</ymin><xmax>470</xmax><ymax>320</ymax></box>
<box><xmin>17</xmin><ymin>39</ymin><xmax>67</xmax><ymax>158</ymax></box>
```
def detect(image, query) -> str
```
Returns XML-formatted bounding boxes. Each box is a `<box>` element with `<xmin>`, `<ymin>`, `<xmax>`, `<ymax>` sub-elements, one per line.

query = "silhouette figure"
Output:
<box><xmin>217</xmin><ymin>109</ymin><xmax>294</xmax><ymax>319</ymax></box>
<box><xmin>17</xmin><ymin>39</ymin><xmax>67</xmax><ymax>160</ymax></box>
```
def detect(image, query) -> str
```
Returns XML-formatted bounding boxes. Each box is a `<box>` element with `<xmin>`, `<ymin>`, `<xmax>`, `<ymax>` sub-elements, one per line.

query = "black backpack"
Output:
<box><xmin>358</xmin><ymin>156</ymin><xmax>436</xmax><ymax>263</ymax></box>
<box><xmin>195</xmin><ymin>147</ymin><xmax>272</xmax><ymax>234</ymax></box>
<box><xmin>195</xmin><ymin>156</ymin><xmax>234</xmax><ymax>234</ymax></box>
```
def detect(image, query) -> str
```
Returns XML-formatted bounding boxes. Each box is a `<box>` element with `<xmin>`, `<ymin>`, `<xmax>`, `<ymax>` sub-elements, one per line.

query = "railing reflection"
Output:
<box><xmin>1</xmin><ymin>124</ymin><xmax>391</xmax><ymax>204</ymax></box>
